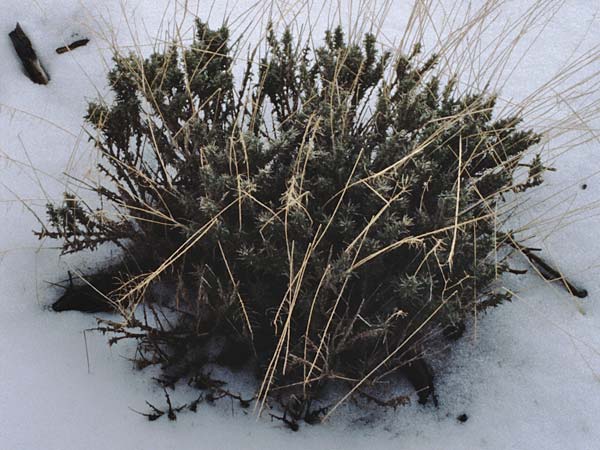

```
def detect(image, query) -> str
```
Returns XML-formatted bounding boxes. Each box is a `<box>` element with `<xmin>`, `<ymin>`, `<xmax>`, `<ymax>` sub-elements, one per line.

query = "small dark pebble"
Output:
<box><xmin>457</xmin><ymin>413</ymin><xmax>469</xmax><ymax>423</ymax></box>
<box><xmin>581</xmin><ymin>183</ymin><xmax>588</xmax><ymax>190</ymax></box>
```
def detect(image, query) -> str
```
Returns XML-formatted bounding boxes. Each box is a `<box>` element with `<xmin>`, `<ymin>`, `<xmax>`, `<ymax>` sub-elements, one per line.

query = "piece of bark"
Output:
<box><xmin>9</xmin><ymin>23</ymin><xmax>50</xmax><ymax>85</ymax></box>
<box><xmin>56</xmin><ymin>38</ymin><xmax>90</xmax><ymax>54</ymax></box>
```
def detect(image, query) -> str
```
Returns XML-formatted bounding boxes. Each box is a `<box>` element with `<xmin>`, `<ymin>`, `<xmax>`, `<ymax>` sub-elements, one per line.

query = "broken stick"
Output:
<box><xmin>56</xmin><ymin>38</ymin><xmax>90</xmax><ymax>54</ymax></box>
<box><xmin>509</xmin><ymin>240</ymin><xmax>588</xmax><ymax>298</ymax></box>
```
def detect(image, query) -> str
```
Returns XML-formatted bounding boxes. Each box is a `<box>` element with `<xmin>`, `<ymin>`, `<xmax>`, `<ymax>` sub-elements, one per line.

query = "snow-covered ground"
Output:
<box><xmin>1</xmin><ymin>1</ymin><xmax>599</xmax><ymax>448</ymax></box>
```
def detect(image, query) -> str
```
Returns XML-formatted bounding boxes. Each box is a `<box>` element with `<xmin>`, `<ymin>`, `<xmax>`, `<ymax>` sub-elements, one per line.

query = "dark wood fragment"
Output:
<box><xmin>9</xmin><ymin>23</ymin><xmax>50</xmax><ymax>85</ymax></box>
<box><xmin>56</xmin><ymin>38</ymin><xmax>90</xmax><ymax>54</ymax></box>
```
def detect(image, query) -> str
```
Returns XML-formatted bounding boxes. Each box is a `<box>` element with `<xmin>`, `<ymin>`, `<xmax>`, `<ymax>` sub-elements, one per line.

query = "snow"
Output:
<box><xmin>1</xmin><ymin>1</ymin><xmax>599</xmax><ymax>449</ymax></box>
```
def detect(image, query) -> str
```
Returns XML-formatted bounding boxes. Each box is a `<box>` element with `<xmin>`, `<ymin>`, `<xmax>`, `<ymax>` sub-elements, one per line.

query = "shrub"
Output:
<box><xmin>38</xmin><ymin>20</ymin><xmax>547</xmax><ymax>423</ymax></box>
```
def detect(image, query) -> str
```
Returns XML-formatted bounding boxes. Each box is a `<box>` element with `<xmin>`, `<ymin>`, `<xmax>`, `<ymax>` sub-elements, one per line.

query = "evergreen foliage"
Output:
<box><xmin>38</xmin><ymin>20</ymin><xmax>548</xmax><ymax>421</ymax></box>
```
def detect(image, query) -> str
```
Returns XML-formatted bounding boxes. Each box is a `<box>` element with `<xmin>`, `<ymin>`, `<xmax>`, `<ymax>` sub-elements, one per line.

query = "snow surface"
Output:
<box><xmin>1</xmin><ymin>1</ymin><xmax>600</xmax><ymax>449</ymax></box>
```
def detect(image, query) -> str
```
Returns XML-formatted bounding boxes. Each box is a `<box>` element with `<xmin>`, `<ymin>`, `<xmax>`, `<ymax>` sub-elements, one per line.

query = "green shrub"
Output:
<box><xmin>39</xmin><ymin>20</ymin><xmax>547</xmax><ymax>423</ymax></box>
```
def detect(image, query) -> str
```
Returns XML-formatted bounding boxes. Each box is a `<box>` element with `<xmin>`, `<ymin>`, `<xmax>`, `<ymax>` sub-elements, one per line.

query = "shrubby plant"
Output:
<box><xmin>39</xmin><ymin>19</ymin><xmax>549</xmax><ymax>424</ymax></box>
